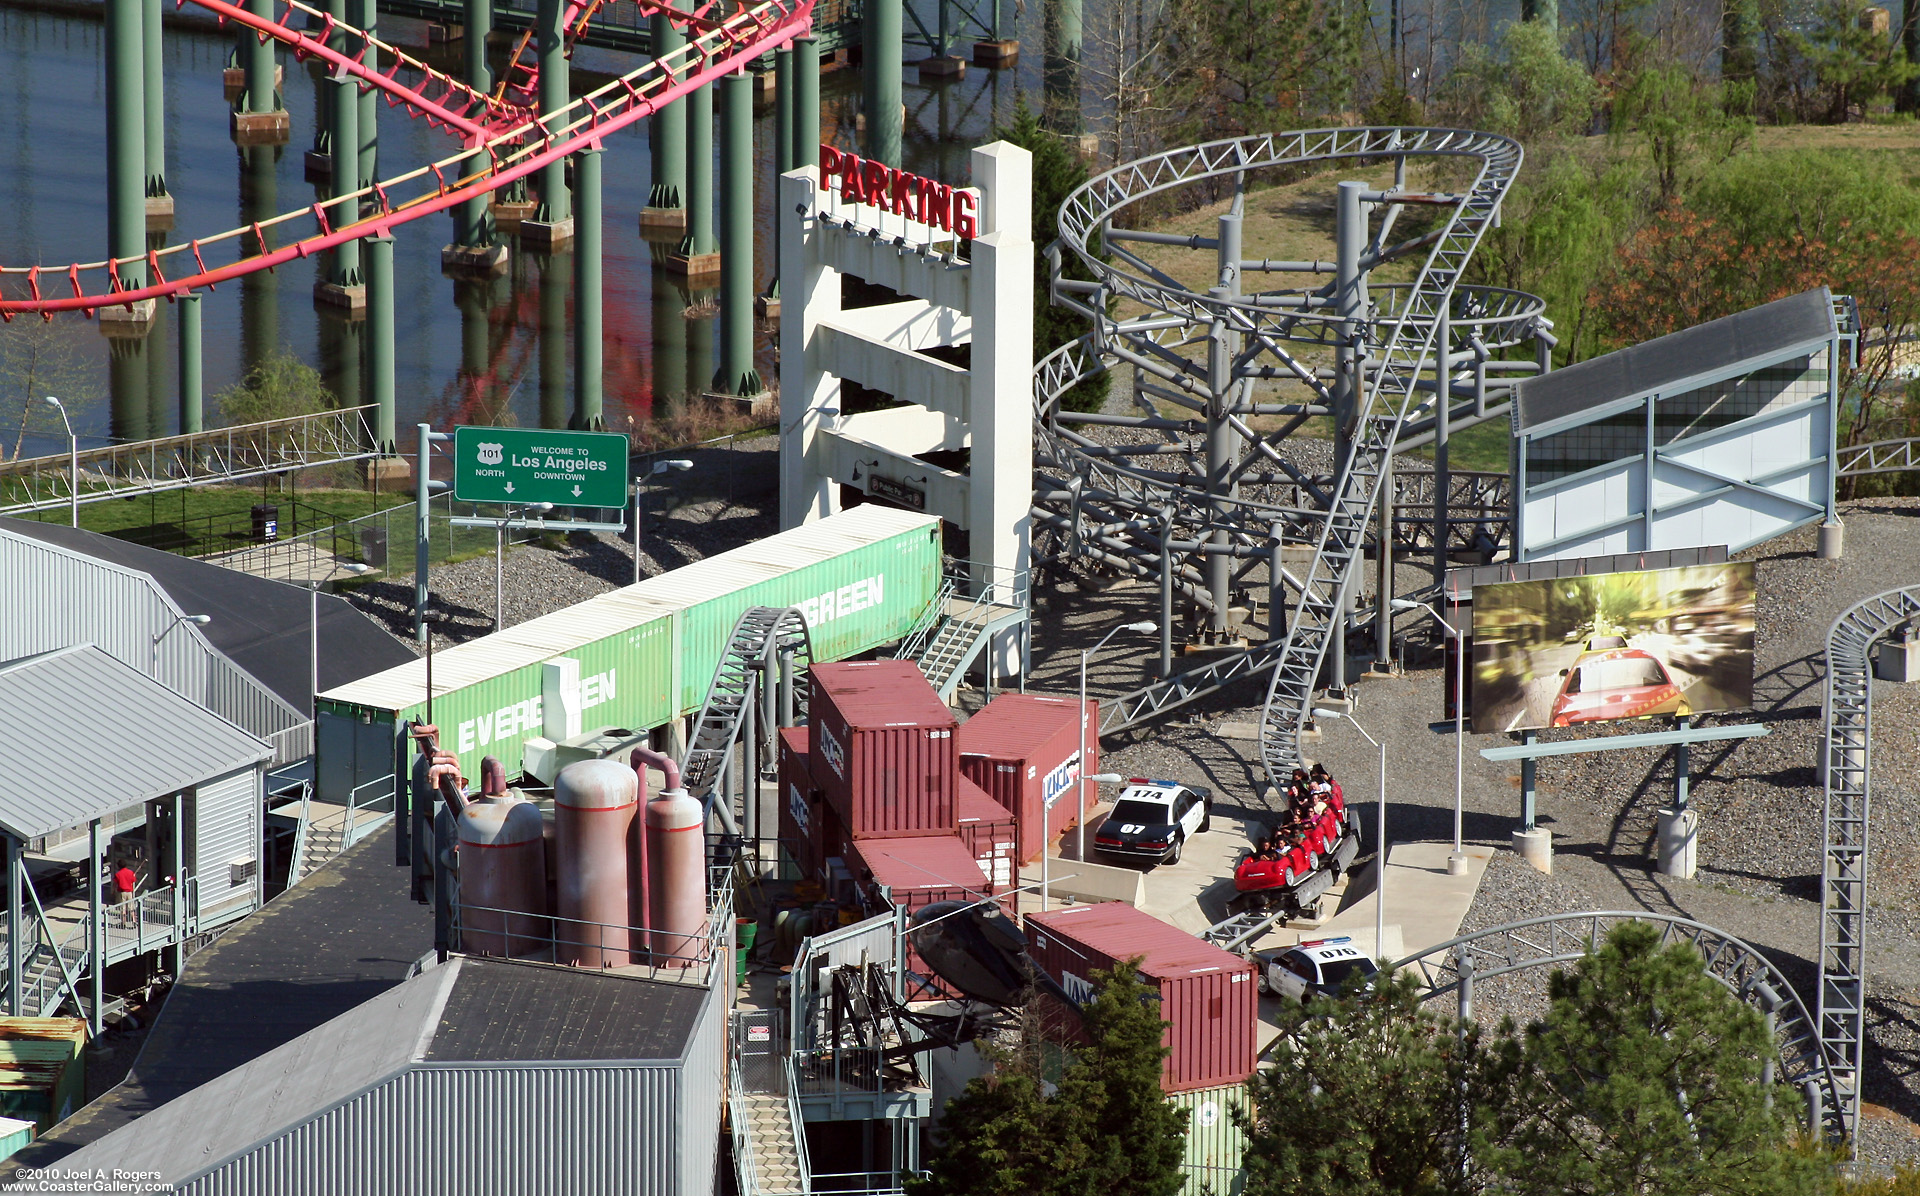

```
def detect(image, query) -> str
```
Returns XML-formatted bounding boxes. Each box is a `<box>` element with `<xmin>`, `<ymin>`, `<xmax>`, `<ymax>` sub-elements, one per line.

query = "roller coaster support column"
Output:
<box><xmin>761</xmin><ymin>45</ymin><xmax>793</xmax><ymax>310</ymax></box>
<box><xmin>796</xmin><ymin>36</ymin><xmax>820</xmax><ymax>169</ymax></box>
<box><xmin>232</xmin><ymin>0</ymin><xmax>289</xmax><ymax>143</ymax></box>
<box><xmin>141</xmin><ymin>0</ymin><xmax>172</xmax><ymax>227</ymax></box>
<box><xmin>863</xmin><ymin>0</ymin><xmax>903</xmax><ymax>165</ymax></box>
<box><xmin>1372</xmin><ymin>455</ymin><xmax>1394</xmax><ymax>672</ymax></box>
<box><xmin>642</xmin><ymin>1</ymin><xmax>688</xmax><ymax>232</ymax></box>
<box><xmin>1324</xmin><ymin>179</ymin><xmax>1368</xmax><ymax>698</ymax></box>
<box><xmin>715</xmin><ymin>70</ymin><xmax>764</xmax><ymax>398</ymax></box>
<box><xmin>354</xmin><ymin>0</ymin><xmax>377</xmax><ymax>188</ymax></box>
<box><xmin>1202</xmin><ymin>195</ymin><xmax>1245</xmax><ymax>643</ymax></box>
<box><xmin>539</xmin><ymin>251</ymin><xmax>568</xmax><ymax>429</ymax></box>
<box><xmin>178</xmin><ymin>292</ymin><xmax>202</xmax><ymax>434</ymax></box>
<box><xmin>670</xmin><ymin>81</ymin><xmax>719</xmax><ymax>275</ymax></box>
<box><xmin>523</xmin><ymin>0</ymin><xmax>575</xmax><ymax>247</ymax></box>
<box><xmin>572</xmin><ymin>146</ymin><xmax>605</xmax><ymax>430</ymax></box>
<box><xmin>446</xmin><ymin>0</ymin><xmax>505</xmax><ymax>272</ymax></box>
<box><xmin>1433</xmin><ymin>299</ymin><xmax>1451</xmax><ymax>584</ymax></box>
<box><xmin>368</xmin><ymin>235</ymin><xmax>398</xmax><ymax>452</ymax></box>
<box><xmin>104</xmin><ymin>0</ymin><xmax>153</xmax><ymax>327</ymax></box>
<box><xmin>315</xmin><ymin>0</ymin><xmax>365</xmax><ymax>313</ymax></box>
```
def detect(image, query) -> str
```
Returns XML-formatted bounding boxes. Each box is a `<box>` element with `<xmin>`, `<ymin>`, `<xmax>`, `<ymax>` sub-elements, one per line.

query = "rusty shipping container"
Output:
<box><xmin>1026</xmin><ymin>903</ymin><xmax>1258</xmax><ymax>1094</ymax></box>
<box><xmin>850</xmin><ymin>833</ymin><xmax>1001</xmax><ymax>1002</ymax></box>
<box><xmin>957</xmin><ymin>694</ymin><xmax>1099</xmax><ymax>865</ymax></box>
<box><xmin>809</xmin><ymin>661</ymin><xmax>958</xmax><ymax>839</ymax></box>
<box><xmin>777</xmin><ymin>727</ymin><xmax>824</xmax><ymax>881</ymax></box>
<box><xmin>956</xmin><ymin>777</ymin><xmax>1017</xmax><ymax>889</ymax></box>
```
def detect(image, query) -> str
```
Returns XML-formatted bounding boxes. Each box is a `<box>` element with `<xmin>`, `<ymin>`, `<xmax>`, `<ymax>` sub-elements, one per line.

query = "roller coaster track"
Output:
<box><xmin>1034</xmin><ymin>128</ymin><xmax>1528</xmax><ymax>754</ymax></box>
<box><xmin>1393</xmin><ymin>911</ymin><xmax>1846</xmax><ymax>1142</ymax></box>
<box><xmin>0</xmin><ymin>0</ymin><xmax>813</xmax><ymax>318</ymax></box>
<box><xmin>1819</xmin><ymin>585</ymin><xmax>1920</xmax><ymax>1145</ymax></box>
<box><xmin>1838</xmin><ymin>436</ymin><xmax>1920</xmax><ymax>477</ymax></box>
<box><xmin>683</xmin><ymin>606</ymin><xmax>814</xmax><ymax>829</ymax></box>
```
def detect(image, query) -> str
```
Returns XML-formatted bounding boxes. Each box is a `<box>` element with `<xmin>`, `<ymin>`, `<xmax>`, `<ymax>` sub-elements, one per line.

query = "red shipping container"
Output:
<box><xmin>847</xmin><ymin>834</ymin><xmax>996</xmax><ymax>914</ymax></box>
<box><xmin>956</xmin><ymin>694</ymin><xmax>1099</xmax><ymax>865</ymax></box>
<box><xmin>777</xmin><ymin>727</ymin><xmax>825</xmax><ymax>881</ymax></box>
<box><xmin>956</xmin><ymin>777</ymin><xmax>1017</xmax><ymax>890</ymax></box>
<box><xmin>1026</xmin><ymin>903</ymin><xmax>1258</xmax><ymax>1094</ymax></box>
<box><xmin>809</xmin><ymin>661</ymin><xmax>958</xmax><ymax>839</ymax></box>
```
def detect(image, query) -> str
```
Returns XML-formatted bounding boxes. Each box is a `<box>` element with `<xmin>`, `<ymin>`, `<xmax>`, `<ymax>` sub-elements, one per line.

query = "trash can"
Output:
<box><xmin>735</xmin><ymin>916</ymin><xmax>757</xmax><ymax>988</ymax></box>
<box><xmin>358</xmin><ymin>525</ymin><xmax>389</xmax><ymax>570</ymax></box>
<box><xmin>251</xmin><ymin>504</ymin><xmax>279</xmax><ymax>543</ymax></box>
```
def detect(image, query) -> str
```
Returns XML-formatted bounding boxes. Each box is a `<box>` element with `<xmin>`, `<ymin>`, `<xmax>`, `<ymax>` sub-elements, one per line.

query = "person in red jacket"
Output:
<box><xmin>112</xmin><ymin>864</ymin><xmax>137</xmax><ymax>928</ymax></box>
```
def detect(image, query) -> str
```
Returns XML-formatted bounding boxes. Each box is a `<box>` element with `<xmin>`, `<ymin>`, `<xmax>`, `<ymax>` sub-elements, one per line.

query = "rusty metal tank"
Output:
<box><xmin>553</xmin><ymin>759</ymin><xmax>637</xmax><ymax>967</ymax></box>
<box><xmin>457</xmin><ymin>758</ymin><xmax>550</xmax><ymax>958</ymax></box>
<box><xmin>640</xmin><ymin>751</ymin><xmax>707</xmax><ymax>968</ymax></box>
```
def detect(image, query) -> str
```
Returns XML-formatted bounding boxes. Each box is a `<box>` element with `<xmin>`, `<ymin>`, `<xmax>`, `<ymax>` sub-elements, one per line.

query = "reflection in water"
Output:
<box><xmin>239</xmin><ymin>144</ymin><xmax>280</xmax><ymax>380</ymax></box>
<box><xmin>537</xmin><ymin>250</ymin><xmax>569</xmax><ymax>430</ymax></box>
<box><xmin>319</xmin><ymin>310</ymin><xmax>363</xmax><ymax>415</ymax></box>
<box><xmin>108</xmin><ymin>330</ymin><xmax>150</xmax><ymax>444</ymax></box>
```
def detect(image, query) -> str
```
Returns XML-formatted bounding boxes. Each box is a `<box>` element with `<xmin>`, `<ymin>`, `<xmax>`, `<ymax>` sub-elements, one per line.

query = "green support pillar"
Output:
<box><xmin>106</xmin><ymin>0</ymin><xmax>149</xmax><ymax>294</ymax></box>
<box><xmin>677</xmin><ymin>81</ymin><xmax>716</xmax><ymax>263</ymax></box>
<box><xmin>465</xmin><ymin>0</ymin><xmax>492</xmax><ymax>90</ymax></box>
<box><xmin>367</xmin><ymin>235</ymin><xmax>397</xmax><ymax>451</ymax></box>
<box><xmin>715</xmin><ymin>71</ymin><xmax>760</xmax><ymax>396</ymax></box>
<box><xmin>240</xmin><ymin>145</ymin><xmax>279</xmax><ymax>372</ymax></box>
<box><xmin>141</xmin><ymin>0</ymin><xmax>170</xmax><ymax>220</ymax></box>
<box><xmin>572</xmin><ymin>146</ymin><xmax>604</xmax><ymax>429</ymax></box>
<box><xmin>353</xmin><ymin>0</ymin><xmax>377</xmax><ymax>190</ymax></box>
<box><xmin>1519</xmin><ymin>0</ymin><xmax>1557</xmax><ymax>27</ymax></box>
<box><xmin>862</xmin><ymin>0</ymin><xmax>902</xmax><ymax>165</ymax></box>
<box><xmin>795</xmin><ymin>36</ymin><xmax>819</xmax><ymax>169</ymax></box>
<box><xmin>644</xmin><ymin>4</ymin><xmax>687</xmax><ymax>226</ymax></box>
<box><xmin>178</xmin><ymin>292</ymin><xmax>202</xmax><ymax>433</ymax></box>
<box><xmin>323</xmin><ymin>72</ymin><xmax>362</xmax><ymax>288</ymax></box>
<box><xmin>108</xmin><ymin>333</ymin><xmax>151</xmax><ymax>443</ymax></box>
<box><xmin>535</xmin><ymin>0</ymin><xmax>570</xmax><ymax>225</ymax></box>
<box><xmin>448</xmin><ymin>0</ymin><xmax>501</xmax><ymax>265</ymax></box>
<box><xmin>538</xmin><ymin>250</ymin><xmax>568</xmax><ymax>429</ymax></box>
<box><xmin>767</xmin><ymin>45</ymin><xmax>792</xmax><ymax>298</ymax></box>
<box><xmin>1043</xmin><ymin>0</ymin><xmax>1082</xmax><ymax>135</ymax></box>
<box><xmin>242</xmin><ymin>0</ymin><xmax>276</xmax><ymax>111</ymax></box>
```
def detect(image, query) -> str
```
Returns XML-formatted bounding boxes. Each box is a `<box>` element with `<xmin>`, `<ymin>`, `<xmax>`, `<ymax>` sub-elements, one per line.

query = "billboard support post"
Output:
<box><xmin>1518</xmin><ymin>731</ymin><xmax>1537</xmax><ymax>831</ymax></box>
<box><xmin>1674</xmin><ymin>714</ymin><xmax>1691</xmax><ymax>812</ymax></box>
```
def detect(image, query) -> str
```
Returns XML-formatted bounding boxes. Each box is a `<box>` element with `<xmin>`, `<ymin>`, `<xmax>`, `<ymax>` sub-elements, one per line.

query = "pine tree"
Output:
<box><xmin>1474</xmin><ymin>922</ymin><xmax>1828</xmax><ymax>1196</ymax></box>
<box><xmin>1051</xmin><ymin>960</ymin><xmax>1187</xmax><ymax>1196</ymax></box>
<box><xmin>1237</xmin><ymin>968</ymin><xmax>1475</xmax><ymax>1196</ymax></box>
<box><xmin>909</xmin><ymin>1000</ymin><xmax>1063</xmax><ymax>1196</ymax></box>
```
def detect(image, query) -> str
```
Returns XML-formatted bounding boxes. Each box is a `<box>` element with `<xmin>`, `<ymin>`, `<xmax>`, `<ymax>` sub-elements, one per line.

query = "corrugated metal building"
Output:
<box><xmin>0</xmin><ymin>646</ymin><xmax>271</xmax><ymax>1021</ymax></box>
<box><xmin>54</xmin><ymin>957</ymin><xmax>725</xmax><ymax>1195</ymax></box>
<box><xmin>0</xmin><ymin>525</ymin><xmax>317</xmax><ymax>764</ymax></box>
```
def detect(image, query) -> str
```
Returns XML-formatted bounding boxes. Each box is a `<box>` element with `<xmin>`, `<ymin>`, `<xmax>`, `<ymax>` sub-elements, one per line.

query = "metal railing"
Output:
<box><xmin>729</xmin><ymin>1015</ymin><xmax>767</xmax><ymax>1196</ymax></box>
<box><xmin>204</xmin><ymin>490</ymin><xmax>542</xmax><ymax>585</ymax></box>
<box><xmin>791</xmin><ymin>1045</ymin><xmax>890</xmax><ymax>1097</ymax></box>
<box><xmin>342</xmin><ymin>773</ymin><xmax>397</xmax><ymax>849</ymax></box>
<box><xmin>786</xmin><ymin>1055</ymin><xmax>813</xmax><ymax>1194</ymax></box>
<box><xmin>891</xmin><ymin>575</ymin><xmax>958</xmax><ymax>663</ymax></box>
<box><xmin>0</xmin><ymin>407</ymin><xmax>381</xmax><ymax>515</ymax></box>
<box><xmin>810</xmin><ymin>1171</ymin><xmax>921</xmax><ymax>1195</ymax></box>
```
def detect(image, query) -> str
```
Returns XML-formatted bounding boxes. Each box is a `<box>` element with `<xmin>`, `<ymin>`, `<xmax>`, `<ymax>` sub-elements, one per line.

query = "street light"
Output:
<box><xmin>1313</xmin><ymin>705</ymin><xmax>1387</xmax><ymax>964</ymax></box>
<box><xmin>1393</xmin><ymin>597</ymin><xmax>1468</xmax><ymax>876</ymax></box>
<box><xmin>633</xmin><ymin>459</ymin><xmax>695</xmax><ymax>584</ymax></box>
<box><xmin>45</xmin><ymin>397</ymin><xmax>76</xmax><ymax>528</ymax></box>
<box><xmin>151</xmin><ymin>613</ymin><xmax>212</xmax><ymax>675</ymax></box>
<box><xmin>1078</xmin><ymin>620</ymin><xmax>1157</xmax><ymax>864</ymax></box>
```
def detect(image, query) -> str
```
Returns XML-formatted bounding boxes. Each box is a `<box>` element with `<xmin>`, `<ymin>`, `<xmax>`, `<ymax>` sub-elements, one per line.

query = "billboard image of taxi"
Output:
<box><xmin>1469</xmin><ymin>562</ymin><xmax>1755</xmax><ymax>734</ymax></box>
<box><xmin>1549</xmin><ymin>647</ymin><xmax>1690</xmax><ymax>727</ymax></box>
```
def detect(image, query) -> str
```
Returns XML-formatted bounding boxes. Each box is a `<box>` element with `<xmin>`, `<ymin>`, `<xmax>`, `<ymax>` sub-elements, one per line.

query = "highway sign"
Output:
<box><xmin>452</xmin><ymin>426</ymin><xmax>629</xmax><ymax>508</ymax></box>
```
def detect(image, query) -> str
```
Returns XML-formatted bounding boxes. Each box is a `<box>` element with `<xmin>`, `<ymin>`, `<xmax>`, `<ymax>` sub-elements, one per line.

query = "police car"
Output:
<box><xmin>1091</xmin><ymin>779</ymin><xmax>1211</xmax><ymax>865</ymax></box>
<box><xmin>1256</xmin><ymin>937</ymin><xmax>1379</xmax><ymax>1002</ymax></box>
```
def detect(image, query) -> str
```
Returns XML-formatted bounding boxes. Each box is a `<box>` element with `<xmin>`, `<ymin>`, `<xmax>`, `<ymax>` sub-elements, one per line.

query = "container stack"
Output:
<box><xmin>956</xmin><ymin>778</ymin><xmax>1017</xmax><ymax>888</ymax></box>
<box><xmin>956</xmin><ymin>693</ymin><xmax>1100</xmax><ymax>865</ymax></box>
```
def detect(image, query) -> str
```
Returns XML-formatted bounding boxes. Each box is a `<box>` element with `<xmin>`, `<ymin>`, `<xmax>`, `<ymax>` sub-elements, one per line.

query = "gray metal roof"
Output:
<box><xmin>0</xmin><ymin>645</ymin><xmax>271</xmax><ymax>841</ymax></box>
<box><xmin>1513</xmin><ymin>287</ymin><xmax>1837</xmax><ymax>436</ymax></box>
<box><xmin>425</xmin><ymin>958</ymin><xmax>708</xmax><ymax>1063</ymax></box>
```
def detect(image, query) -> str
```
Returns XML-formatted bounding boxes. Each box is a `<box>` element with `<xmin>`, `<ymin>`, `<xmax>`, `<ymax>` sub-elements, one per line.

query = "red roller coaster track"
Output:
<box><xmin>0</xmin><ymin>0</ymin><xmax>811</xmax><ymax>319</ymax></box>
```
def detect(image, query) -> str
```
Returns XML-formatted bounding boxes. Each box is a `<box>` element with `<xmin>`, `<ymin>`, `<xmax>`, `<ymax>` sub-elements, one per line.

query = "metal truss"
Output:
<box><xmin>1838</xmin><ymin>436</ymin><xmax>1920</xmax><ymax>477</ymax></box>
<box><xmin>1819</xmin><ymin>586</ymin><xmax>1920</xmax><ymax>1146</ymax></box>
<box><xmin>0</xmin><ymin>406</ymin><xmax>381</xmax><ymax>514</ymax></box>
<box><xmin>1034</xmin><ymin>128</ymin><xmax>1542</xmax><ymax>745</ymax></box>
<box><xmin>683</xmin><ymin>606</ymin><xmax>815</xmax><ymax>832</ymax></box>
<box><xmin>1395</xmin><ymin>910</ymin><xmax>1847</xmax><ymax>1143</ymax></box>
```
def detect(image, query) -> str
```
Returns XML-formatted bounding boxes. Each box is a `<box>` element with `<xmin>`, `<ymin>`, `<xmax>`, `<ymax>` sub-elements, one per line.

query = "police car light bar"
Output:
<box><xmin>1299</xmin><ymin>936</ymin><xmax>1353</xmax><ymax>948</ymax></box>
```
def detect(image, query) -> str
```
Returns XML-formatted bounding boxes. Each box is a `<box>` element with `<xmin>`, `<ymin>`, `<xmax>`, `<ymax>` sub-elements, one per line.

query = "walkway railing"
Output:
<box><xmin>0</xmin><ymin>407</ymin><xmax>380</xmax><ymax>515</ymax></box>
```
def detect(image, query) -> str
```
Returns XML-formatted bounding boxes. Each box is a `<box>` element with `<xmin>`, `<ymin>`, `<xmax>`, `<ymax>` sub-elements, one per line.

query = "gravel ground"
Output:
<box><xmin>343</xmin><ymin>438</ymin><xmax>779</xmax><ymax>649</ymax></box>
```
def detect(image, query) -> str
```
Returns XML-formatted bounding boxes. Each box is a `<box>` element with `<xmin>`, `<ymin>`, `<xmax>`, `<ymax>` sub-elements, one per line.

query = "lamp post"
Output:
<box><xmin>45</xmin><ymin>397</ymin><xmax>76</xmax><ymax>528</ymax></box>
<box><xmin>1078</xmin><ymin>620</ymin><xmax>1156</xmax><ymax>862</ymax></box>
<box><xmin>151</xmin><ymin>613</ymin><xmax>212</xmax><ymax>675</ymax></box>
<box><xmin>1313</xmin><ymin>705</ymin><xmax>1387</xmax><ymax>963</ymax></box>
<box><xmin>633</xmin><ymin>458</ymin><xmax>694</xmax><ymax>584</ymax></box>
<box><xmin>1392</xmin><ymin>597</ymin><xmax>1468</xmax><ymax>876</ymax></box>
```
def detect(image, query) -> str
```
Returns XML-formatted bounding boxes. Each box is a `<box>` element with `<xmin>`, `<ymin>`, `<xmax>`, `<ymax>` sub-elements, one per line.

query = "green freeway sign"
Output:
<box><xmin>452</xmin><ymin>426</ymin><xmax>630</xmax><ymax>508</ymax></box>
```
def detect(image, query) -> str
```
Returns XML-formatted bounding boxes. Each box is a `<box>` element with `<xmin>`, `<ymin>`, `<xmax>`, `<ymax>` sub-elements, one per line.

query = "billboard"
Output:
<box><xmin>1469</xmin><ymin>562</ymin><xmax>1755</xmax><ymax>733</ymax></box>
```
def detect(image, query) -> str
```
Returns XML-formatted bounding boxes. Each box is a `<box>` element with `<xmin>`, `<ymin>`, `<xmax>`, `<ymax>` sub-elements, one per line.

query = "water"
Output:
<box><xmin>0</xmin><ymin>0</ymin><xmax>1061</xmax><ymax>460</ymax></box>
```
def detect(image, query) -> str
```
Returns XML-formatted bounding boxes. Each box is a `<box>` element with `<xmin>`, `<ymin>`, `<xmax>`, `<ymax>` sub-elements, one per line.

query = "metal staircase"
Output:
<box><xmin>731</xmin><ymin>1009</ymin><xmax>811</xmax><ymax>1195</ymax></box>
<box><xmin>737</xmin><ymin>1089</ymin><xmax>808</xmax><ymax>1194</ymax></box>
<box><xmin>894</xmin><ymin>575</ymin><xmax>1031</xmax><ymax>701</ymax></box>
<box><xmin>683</xmin><ymin>607</ymin><xmax>816</xmax><ymax>826</ymax></box>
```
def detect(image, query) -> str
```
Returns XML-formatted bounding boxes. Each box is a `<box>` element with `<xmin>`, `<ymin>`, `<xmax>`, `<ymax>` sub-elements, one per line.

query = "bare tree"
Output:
<box><xmin>2</xmin><ymin>320</ymin><xmax>102</xmax><ymax>461</ymax></box>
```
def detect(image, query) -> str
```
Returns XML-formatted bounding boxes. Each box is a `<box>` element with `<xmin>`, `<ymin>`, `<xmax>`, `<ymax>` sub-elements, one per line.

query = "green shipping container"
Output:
<box><xmin>1169</xmin><ymin>1082</ymin><xmax>1249</xmax><ymax>1196</ymax></box>
<box><xmin>315</xmin><ymin>507</ymin><xmax>943</xmax><ymax>801</ymax></box>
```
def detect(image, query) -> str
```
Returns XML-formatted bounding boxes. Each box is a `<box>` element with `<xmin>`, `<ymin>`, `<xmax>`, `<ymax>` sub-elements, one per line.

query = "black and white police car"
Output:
<box><xmin>1256</xmin><ymin>937</ymin><xmax>1379</xmax><ymax>1002</ymax></box>
<box><xmin>1091</xmin><ymin>778</ymin><xmax>1211</xmax><ymax>865</ymax></box>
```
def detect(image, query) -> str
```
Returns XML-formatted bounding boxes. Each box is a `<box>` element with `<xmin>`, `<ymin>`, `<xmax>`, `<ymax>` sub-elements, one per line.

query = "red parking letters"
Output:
<box><xmin>818</xmin><ymin>145</ymin><xmax>841</xmax><ymax>190</ymax></box>
<box><xmin>890</xmin><ymin>169</ymin><xmax>918</xmax><ymax>219</ymax></box>
<box><xmin>953</xmin><ymin>190</ymin><xmax>977</xmax><ymax>239</ymax></box>
<box><xmin>924</xmin><ymin>182</ymin><xmax>952</xmax><ymax>232</ymax></box>
<box><xmin>863</xmin><ymin>160</ymin><xmax>891</xmax><ymax>208</ymax></box>
<box><xmin>839</xmin><ymin>151</ymin><xmax>866</xmax><ymax>202</ymax></box>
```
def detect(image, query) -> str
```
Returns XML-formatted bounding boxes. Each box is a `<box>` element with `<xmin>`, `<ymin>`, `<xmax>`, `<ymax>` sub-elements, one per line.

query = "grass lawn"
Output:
<box><xmin>10</xmin><ymin>485</ymin><xmax>412</xmax><ymax>557</ymax></box>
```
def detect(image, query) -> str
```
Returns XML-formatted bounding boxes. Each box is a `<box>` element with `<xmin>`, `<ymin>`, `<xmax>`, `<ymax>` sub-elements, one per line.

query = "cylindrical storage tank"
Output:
<box><xmin>553</xmin><ymin>759</ymin><xmax>638</xmax><ymax>967</ymax></box>
<box><xmin>647</xmin><ymin>788</ymin><xmax>707</xmax><ymax>968</ymax></box>
<box><xmin>457</xmin><ymin>794</ymin><xmax>550</xmax><ymax>958</ymax></box>
<box><xmin>1026</xmin><ymin>903</ymin><xmax>1258</xmax><ymax>1094</ymax></box>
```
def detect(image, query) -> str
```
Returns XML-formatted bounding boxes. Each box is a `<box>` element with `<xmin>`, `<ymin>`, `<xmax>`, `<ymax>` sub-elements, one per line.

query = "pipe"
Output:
<box><xmin>631</xmin><ymin>745</ymin><xmax>682</xmax><ymax>793</ymax></box>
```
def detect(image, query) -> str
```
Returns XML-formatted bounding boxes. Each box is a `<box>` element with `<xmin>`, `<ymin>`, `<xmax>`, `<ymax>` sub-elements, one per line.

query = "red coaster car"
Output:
<box><xmin>1231</xmin><ymin>803</ymin><xmax>1362</xmax><ymax>917</ymax></box>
